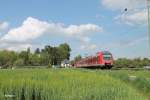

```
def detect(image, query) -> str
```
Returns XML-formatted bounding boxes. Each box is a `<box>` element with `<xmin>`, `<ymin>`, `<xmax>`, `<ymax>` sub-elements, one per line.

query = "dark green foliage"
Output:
<box><xmin>19</xmin><ymin>51</ymin><xmax>30</xmax><ymax>65</ymax></box>
<box><xmin>74</xmin><ymin>55</ymin><xmax>82</xmax><ymax>62</ymax></box>
<box><xmin>0</xmin><ymin>50</ymin><xmax>17</xmax><ymax>68</ymax></box>
<box><xmin>43</xmin><ymin>43</ymin><xmax>71</xmax><ymax>66</ymax></box>
<box><xmin>71</xmin><ymin>55</ymin><xmax>82</xmax><ymax>65</ymax></box>
<box><xmin>47</xmin><ymin>63</ymin><xmax>52</xmax><ymax>68</ymax></box>
<box><xmin>14</xmin><ymin>59</ymin><xmax>24</xmax><ymax>67</ymax></box>
<box><xmin>114</xmin><ymin>58</ymin><xmax>150</xmax><ymax>69</ymax></box>
<box><xmin>35</xmin><ymin>48</ymin><xmax>40</xmax><ymax>54</ymax></box>
<box><xmin>29</xmin><ymin>54</ymin><xmax>41</xmax><ymax>66</ymax></box>
<box><xmin>0</xmin><ymin>43</ymin><xmax>71</xmax><ymax>68</ymax></box>
<box><xmin>58</xmin><ymin>43</ymin><xmax>71</xmax><ymax>60</ymax></box>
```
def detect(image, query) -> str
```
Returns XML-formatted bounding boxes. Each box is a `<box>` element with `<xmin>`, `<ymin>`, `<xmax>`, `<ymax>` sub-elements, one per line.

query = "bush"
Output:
<box><xmin>114</xmin><ymin>58</ymin><xmax>150</xmax><ymax>69</ymax></box>
<box><xmin>47</xmin><ymin>63</ymin><xmax>52</xmax><ymax>68</ymax></box>
<box><xmin>14</xmin><ymin>59</ymin><xmax>24</xmax><ymax>67</ymax></box>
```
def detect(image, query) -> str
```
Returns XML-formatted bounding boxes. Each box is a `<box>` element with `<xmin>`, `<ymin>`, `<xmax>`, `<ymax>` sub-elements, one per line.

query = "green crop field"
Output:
<box><xmin>0</xmin><ymin>69</ymin><xmax>149</xmax><ymax>100</ymax></box>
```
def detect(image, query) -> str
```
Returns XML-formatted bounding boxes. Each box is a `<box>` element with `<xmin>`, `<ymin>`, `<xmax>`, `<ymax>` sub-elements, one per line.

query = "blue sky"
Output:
<box><xmin>0</xmin><ymin>0</ymin><xmax>149</xmax><ymax>59</ymax></box>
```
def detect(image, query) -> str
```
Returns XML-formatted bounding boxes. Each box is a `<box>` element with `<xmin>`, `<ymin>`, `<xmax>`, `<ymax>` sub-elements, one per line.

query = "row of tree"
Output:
<box><xmin>114</xmin><ymin>58</ymin><xmax>150</xmax><ymax>68</ymax></box>
<box><xmin>0</xmin><ymin>43</ymin><xmax>71</xmax><ymax>68</ymax></box>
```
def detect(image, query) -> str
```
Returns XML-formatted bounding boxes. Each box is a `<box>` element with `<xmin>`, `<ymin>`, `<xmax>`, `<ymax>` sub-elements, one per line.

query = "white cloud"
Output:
<box><xmin>0</xmin><ymin>41</ymin><xmax>46</xmax><ymax>52</ymax></box>
<box><xmin>0</xmin><ymin>17</ymin><xmax>103</xmax><ymax>52</ymax></box>
<box><xmin>0</xmin><ymin>22</ymin><xmax>9</xmax><ymax>30</ymax></box>
<box><xmin>102</xmin><ymin>0</ymin><xmax>146</xmax><ymax>11</ymax></box>
<box><xmin>115</xmin><ymin>9</ymin><xmax>147</xmax><ymax>25</ymax></box>
<box><xmin>103</xmin><ymin>37</ymin><xmax>148</xmax><ymax>49</ymax></box>
<box><xmin>80</xmin><ymin>44</ymin><xmax>97</xmax><ymax>51</ymax></box>
<box><xmin>102</xmin><ymin>0</ymin><xmax>147</xmax><ymax>26</ymax></box>
<box><xmin>114</xmin><ymin>37</ymin><xmax>149</xmax><ymax>59</ymax></box>
<box><xmin>6</xmin><ymin>44</ymin><xmax>32</xmax><ymax>51</ymax></box>
<box><xmin>64</xmin><ymin>24</ymin><xmax>102</xmax><ymax>36</ymax></box>
<box><xmin>0</xmin><ymin>41</ymin><xmax>32</xmax><ymax>52</ymax></box>
<box><xmin>120</xmin><ymin>37</ymin><xmax>148</xmax><ymax>47</ymax></box>
<box><xmin>1</xmin><ymin>17</ymin><xmax>103</xmax><ymax>42</ymax></box>
<box><xmin>1</xmin><ymin>17</ymin><xmax>50</xmax><ymax>42</ymax></box>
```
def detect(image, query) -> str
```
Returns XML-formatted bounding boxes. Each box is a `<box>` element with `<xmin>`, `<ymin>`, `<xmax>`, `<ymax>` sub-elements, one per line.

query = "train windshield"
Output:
<box><xmin>103</xmin><ymin>52</ymin><xmax>112</xmax><ymax>60</ymax></box>
<box><xmin>103</xmin><ymin>54</ymin><xmax>112</xmax><ymax>60</ymax></box>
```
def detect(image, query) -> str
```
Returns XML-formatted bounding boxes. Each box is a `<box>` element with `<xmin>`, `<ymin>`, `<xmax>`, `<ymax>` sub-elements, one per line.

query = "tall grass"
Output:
<box><xmin>94</xmin><ymin>70</ymin><xmax>150</xmax><ymax>99</ymax></box>
<box><xmin>0</xmin><ymin>69</ymin><xmax>149</xmax><ymax>100</ymax></box>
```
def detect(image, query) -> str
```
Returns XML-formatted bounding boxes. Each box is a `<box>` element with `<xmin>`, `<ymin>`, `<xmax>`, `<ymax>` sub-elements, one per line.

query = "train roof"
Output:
<box><xmin>102</xmin><ymin>51</ymin><xmax>111</xmax><ymax>54</ymax></box>
<box><xmin>96</xmin><ymin>51</ymin><xmax>111</xmax><ymax>54</ymax></box>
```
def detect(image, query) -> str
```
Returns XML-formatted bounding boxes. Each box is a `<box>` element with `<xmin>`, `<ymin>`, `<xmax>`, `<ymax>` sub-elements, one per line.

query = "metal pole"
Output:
<box><xmin>147</xmin><ymin>0</ymin><xmax>150</xmax><ymax>47</ymax></box>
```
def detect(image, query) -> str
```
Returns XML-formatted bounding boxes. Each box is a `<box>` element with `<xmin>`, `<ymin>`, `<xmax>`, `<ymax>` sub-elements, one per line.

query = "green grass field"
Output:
<box><xmin>0</xmin><ymin>69</ymin><xmax>149</xmax><ymax>100</ymax></box>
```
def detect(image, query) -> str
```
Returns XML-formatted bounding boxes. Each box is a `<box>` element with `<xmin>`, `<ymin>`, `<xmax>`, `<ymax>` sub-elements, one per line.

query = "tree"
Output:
<box><xmin>29</xmin><ymin>54</ymin><xmax>41</xmax><ymax>66</ymax></box>
<box><xmin>44</xmin><ymin>46</ymin><xmax>61</xmax><ymax>65</ymax></box>
<box><xmin>0</xmin><ymin>50</ymin><xmax>17</xmax><ymax>68</ymax></box>
<box><xmin>0</xmin><ymin>43</ymin><xmax>72</xmax><ymax>67</ymax></box>
<box><xmin>35</xmin><ymin>48</ymin><xmax>40</xmax><ymax>54</ymax></box>
<box><xmin>40</xmin><ymin>50</ymin><xmax>49</xmax><ymax>65</ymax></box>
<box><xmin>74</xmin><ymin>55</ymin><xmax>82</xmax><ymax>62</ymax></box>
<box><xmin>44</xmin><ymin>45</ymin><xmax>53</xmax><ymax>65</ymax></box>
<box><xmin>19</xmin><ymin>51</ymin><xmax>29</xmax><ymax>65</ymax></box>
<box><xmin>58</xmin><ymin>43</ymin><xmax>71</xmax><ymax>60</ymax></box>
<box><xmin>142</xmin><ymin>58</ymin><xmax>150</xmax><ymax>66</ymax></box>
<box><xmin>114</xmin><ymin>58</ymin><xmax>131</xmax><ymax>68</ymax></box>
<box><xmin>114</xmin><ymin>58</ymin><xmax>150</xmax><ymax>69</ymax></box>
<box><xmin>43</xmin><ymin>44</ymin><xmax>71</xmax><ymax>65</ymax></box>
<box><xmin>14</xmin><ymin>59</ymin><xmax>24</xmax><ymax>67</ymax></box>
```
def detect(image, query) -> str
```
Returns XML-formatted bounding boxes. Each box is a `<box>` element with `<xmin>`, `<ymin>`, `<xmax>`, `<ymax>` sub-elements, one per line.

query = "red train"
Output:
<box><xmin>74</xmin><ymin>51</ymin><xmax>114</xmax><ymax>69</ymax></box>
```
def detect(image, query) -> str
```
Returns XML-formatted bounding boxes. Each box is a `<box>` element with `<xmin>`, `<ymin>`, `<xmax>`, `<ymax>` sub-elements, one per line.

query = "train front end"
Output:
<box><xmin>102</xmin><ymin>51</ymin><xmax>114</xmax><ymax>69</ymax></box>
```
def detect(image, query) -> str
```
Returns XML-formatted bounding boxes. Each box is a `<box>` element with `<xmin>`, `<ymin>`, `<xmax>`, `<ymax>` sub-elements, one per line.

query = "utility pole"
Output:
<box><xmin>147</xmin><ymin>0</ymin><xmax>150</xmax><ymax>47</ymax></box>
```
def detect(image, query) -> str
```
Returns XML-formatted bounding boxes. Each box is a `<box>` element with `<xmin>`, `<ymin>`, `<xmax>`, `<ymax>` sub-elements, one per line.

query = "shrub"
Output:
<box><xmin>14</xmin><ymin>59</ymin><xmax>24</xmax><ymax>67</ymax></box>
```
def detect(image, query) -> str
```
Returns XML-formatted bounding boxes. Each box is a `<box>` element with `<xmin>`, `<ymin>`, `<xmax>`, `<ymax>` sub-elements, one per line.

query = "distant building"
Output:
<box><xmin>61</xmin><ymin>59</ymin><xmax>70</xmax><ymax>68</ymax></box>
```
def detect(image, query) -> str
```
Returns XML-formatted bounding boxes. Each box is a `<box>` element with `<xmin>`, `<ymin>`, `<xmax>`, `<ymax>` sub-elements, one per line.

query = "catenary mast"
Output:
<box><xmin>147</xmin><ymin>0</ymin><xmax>150</xmax><ymax>47</ymax></box>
